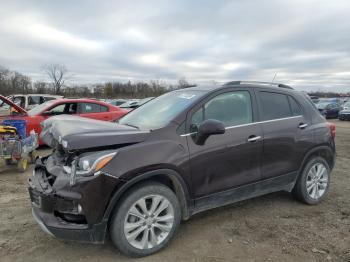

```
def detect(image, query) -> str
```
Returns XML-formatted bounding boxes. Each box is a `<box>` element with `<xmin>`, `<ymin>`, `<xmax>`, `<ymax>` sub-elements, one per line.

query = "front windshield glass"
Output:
<box><xmin>119</xmin><ymin>90</ymin><xmax>206</xmax><ymax>130</ymax></box>
<box><xmin>0</xmin><ymin>99</ymin><xmax>16</xmax><ymax>116</ymax></box>
<box><xmin>28</xmin><ymin>100</ymin><xmax>55</xmax><ymax>116</ymax></box>
<box><xmin>317</xmin><ymin>102</ymin><xmax>329</xmax><ymax>109</ymax></box>
<box><xmin>343</xmin><ymin>102</ymin><xmax>350</xmax><ymax>108</ymax></box>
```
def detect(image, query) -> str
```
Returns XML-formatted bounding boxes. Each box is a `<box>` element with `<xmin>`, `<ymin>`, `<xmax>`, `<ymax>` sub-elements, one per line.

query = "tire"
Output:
<box><xmin>17</xmin><ymin>157</ymin><xmax>29</xmax><ymax>173</ymax></box>
<box><xmin>29</xmin><ymin>150</ymin><xmax>38</xmax><ymax>164</ymax></box>
<box><xmin>292</xmin><ymin>157</ymin><xmax>330</xmax><ymax>205</ymax></box>
<box><xmin>109</xmin><ymin>182</ymin><xmax>181</xmax><ymax>257</ymax></box>
<box><xmin>5</xmin><ymin>159</ymin><xmax>13</xmax><ymax>165</ymax></box>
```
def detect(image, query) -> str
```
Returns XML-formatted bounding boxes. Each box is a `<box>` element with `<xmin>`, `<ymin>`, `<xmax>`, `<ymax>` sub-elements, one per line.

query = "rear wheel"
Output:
<box><xmin>109</xmin><ymin>182</ymin><xmax>181</xmax><ymax>257</ymax></box>
<box><xmin>292</xmin><ymin>157</ymin><xmax>330</xmax><ymax>204</ymax></box>
<box><xmin>5</xmin><ymin>158</ymin><xmax>13</xmax><ymax>165</ymax></box>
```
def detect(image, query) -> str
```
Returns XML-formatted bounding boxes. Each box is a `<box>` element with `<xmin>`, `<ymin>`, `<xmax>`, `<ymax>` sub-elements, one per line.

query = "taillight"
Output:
<box><xmin>327</xmin><ymin>122</ymin><xmax>336</xmax><ymax>138</ymax></box>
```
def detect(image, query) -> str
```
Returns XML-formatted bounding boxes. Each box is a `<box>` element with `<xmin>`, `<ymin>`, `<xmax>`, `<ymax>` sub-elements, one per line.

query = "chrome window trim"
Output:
<box><xmin>180</xmin><ymin>115</ymin><xmax>303</xmax><ymax>137</ymax></box>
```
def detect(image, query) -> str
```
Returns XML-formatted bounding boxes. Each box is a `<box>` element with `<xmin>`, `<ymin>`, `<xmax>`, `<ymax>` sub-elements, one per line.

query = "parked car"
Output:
<box><xmin>316</xmin><ymin>102</ymin><xmax>341</xmax><ymax>118</ymax></box>
<box><xmin>7</xmin><ymin>94</ymin><xmax>63</xmax><ymax>110</ymax></box>
<box><xmin>309</xmin><ymin>95</ymin><xmax>319</xmax><ymax>104</ymax></box>
<box><xmin>107</xmin><ymin>99</ymin><xmax>128</xmax><ymax>107</ymax></box>
<box><xmin>0</xmin><ymin>95</ymin><xmax>128</xmax><ymax>144</ymax></box>
<box><xmin>120</xmin><ymin>97</ymin><xmax>155</xmax><ymax>109</ymax></box>
<box><xmin>28</xmin><ymin>81</ymin><xmax>336</xmax><ymax>257</ymax></box>
<box><xmin>339</xmin><ymin>97</ymin><xmax>349</xmax><ymax>105</ymax></box>
<box><xmin>119</xmin><ymin>99</ymin><xmax>140</xmax><ymax>109</ymax></box>
<box><xmin>318</xmin><ymin>97</ymin><xmax>341</xmax><ymax>104</ymax></box>
<box><xmin>338</xmin><ymin>101</ymin><xmax>350</xmax><ymax>120</ymax></box>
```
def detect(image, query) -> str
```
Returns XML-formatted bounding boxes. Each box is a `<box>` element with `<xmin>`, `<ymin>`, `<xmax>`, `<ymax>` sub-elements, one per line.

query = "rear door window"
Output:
<box><xmin>288</xmin><ymin>96</ymin><xmax>303</xmax><ymax>116</ymax></box>
<box><xmin>79</xmin><ymin>103</ymin><xmax>102</xmax><ymax>113</ymax></box>
<box><xmin>258</xmin><ymin>92</ymin><xmax>292</xmax><ymax>121</ymax></box>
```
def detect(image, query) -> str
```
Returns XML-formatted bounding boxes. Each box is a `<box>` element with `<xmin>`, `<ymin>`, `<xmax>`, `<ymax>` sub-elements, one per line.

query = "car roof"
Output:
<box><xmin>11</xmin><ymin>94</ymin><xmax>63</xmax><ymax>97</ymax></box>
<box><xmin>176</xmin><ymin>81</ymin><xmax>295</xmax><ymax>93</ymax></box>
<box><xmin>49</xmin><ymin>98</ymin><xmax>113</xmax><ymax>105</ymax></box>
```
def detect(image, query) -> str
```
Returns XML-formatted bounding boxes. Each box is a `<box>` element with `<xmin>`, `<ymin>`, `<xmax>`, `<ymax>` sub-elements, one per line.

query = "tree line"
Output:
<box><xmin>1</xmin><ymin>64</ymin><xmax>349</xmax><ymax>99</ymax></box>
<box><xmin>0</xmin><ymin>65</ymin><xmax>194</xmax><ymax>99</ymax></box>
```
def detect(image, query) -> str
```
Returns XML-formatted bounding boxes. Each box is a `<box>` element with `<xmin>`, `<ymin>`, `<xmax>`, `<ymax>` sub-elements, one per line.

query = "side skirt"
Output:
<box><xmin>192</xmin><ymin>172</ymin><xmax>298</xmax><ymax>215</ymax></box>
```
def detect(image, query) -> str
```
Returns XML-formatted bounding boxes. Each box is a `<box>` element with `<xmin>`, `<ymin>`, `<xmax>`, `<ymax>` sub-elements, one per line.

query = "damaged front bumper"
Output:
<box><xmin>28</xmin><ymin>156</ymin><xmax>124</xmax><ymax>244</ymax></box>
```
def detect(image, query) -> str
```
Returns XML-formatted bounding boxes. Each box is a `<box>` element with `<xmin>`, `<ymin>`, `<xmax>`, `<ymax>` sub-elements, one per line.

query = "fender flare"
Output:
<box><xmin>299</xmin><ymin>145</ymin><xmax>335</xmax><ymax>175</ymax></box>
<box><xmin>103</xmin><ymin>169</ymin><xmax>193</xmax><ymax>222</ymax></box>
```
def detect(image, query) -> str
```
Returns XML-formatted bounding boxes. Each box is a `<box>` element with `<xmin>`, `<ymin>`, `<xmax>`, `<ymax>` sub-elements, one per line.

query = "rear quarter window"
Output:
<box><xmin>288</xmin><ymin>96</ymin><xmax>303</xmax><ymax>116</ymax></box>
<box><xmin>100</xmin><ymin>105</ymin><xmax>109</xmax><ymax>112</ymax></box>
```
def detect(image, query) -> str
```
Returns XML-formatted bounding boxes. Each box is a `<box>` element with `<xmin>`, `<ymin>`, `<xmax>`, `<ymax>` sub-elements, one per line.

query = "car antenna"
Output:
<box><xmin>272</xmin><ymin>72</ymin><xmax>278</xmax><ymax>82</ymax></box>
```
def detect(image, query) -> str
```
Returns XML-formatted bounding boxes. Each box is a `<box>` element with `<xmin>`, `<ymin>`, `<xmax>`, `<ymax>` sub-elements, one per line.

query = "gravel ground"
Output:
<box><xmin>0</xmin><ymin>120</ymin><xmax>349</xmax><ymax>262</ymax></box>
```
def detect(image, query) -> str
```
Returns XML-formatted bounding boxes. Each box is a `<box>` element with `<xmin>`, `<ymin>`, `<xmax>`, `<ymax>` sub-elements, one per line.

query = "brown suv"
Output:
<box><xmin>28</xmin><ymin>81</ymin><xmax>336</xmax><ymax>257</ymax></box>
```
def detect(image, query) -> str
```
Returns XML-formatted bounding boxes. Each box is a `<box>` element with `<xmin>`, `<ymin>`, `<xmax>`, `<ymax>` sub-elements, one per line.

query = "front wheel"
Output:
<box><xmin>109</xmin><ymin>182</ymin><xmax>181</xmax><ymax>257</ymax></box>
<box><xmin>292</xmin><ymin>157</ymin><xmax>330</xmax><ymax>205</ymax></box>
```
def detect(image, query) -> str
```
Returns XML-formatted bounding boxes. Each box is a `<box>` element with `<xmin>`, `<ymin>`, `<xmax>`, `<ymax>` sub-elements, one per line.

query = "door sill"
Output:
<box><xmin>192</xmin><ymin>172</ymin><xmax>298</xmax><ymax>215</ymax></box>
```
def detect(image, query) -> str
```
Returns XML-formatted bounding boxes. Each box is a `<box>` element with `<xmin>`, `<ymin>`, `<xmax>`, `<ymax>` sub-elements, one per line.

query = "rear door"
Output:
<box><xmin>256</xmin><ymin>91</ymin><xmax>309</xmax><ymax>180</ymax></box>
<box><xmin>78</xmin><ymin>102</ymin><xmax>111</xmax><ymax>121</ymax></box>
<box><xmin>187</xmin><ymin>89</ymin><xmax>263</xmax><ymax>198</ymax></box>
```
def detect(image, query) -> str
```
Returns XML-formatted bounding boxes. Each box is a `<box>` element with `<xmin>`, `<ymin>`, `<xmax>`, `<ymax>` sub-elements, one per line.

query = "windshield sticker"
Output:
<box><xmin>178</xmin><ymin>93</ymin><xmax>196</xmax><ymax>99</ymax></box>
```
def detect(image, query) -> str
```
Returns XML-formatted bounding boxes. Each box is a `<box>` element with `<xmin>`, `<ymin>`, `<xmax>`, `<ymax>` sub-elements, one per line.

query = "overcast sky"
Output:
<box><xmin>1</xmin><ymin>0</ymin><xmax>350</xmax><ymax>92</ymax></box>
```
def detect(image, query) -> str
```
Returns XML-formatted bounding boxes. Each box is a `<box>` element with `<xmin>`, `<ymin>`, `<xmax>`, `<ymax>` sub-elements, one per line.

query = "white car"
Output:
<box><xmin>7</xmin><ymin>94</ymin><xmax>63</xmax><ymax>110</ymax></box>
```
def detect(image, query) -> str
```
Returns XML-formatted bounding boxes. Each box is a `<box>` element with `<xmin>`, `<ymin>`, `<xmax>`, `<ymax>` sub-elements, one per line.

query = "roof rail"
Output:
<box><xmin>223</xmin><ymin>81</ymin><xmax>293</xmax><ymax>90</ymax></box>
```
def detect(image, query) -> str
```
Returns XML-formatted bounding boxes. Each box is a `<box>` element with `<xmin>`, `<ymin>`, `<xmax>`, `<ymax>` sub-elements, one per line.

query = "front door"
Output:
<box><xmin>186</xmin><ymin>90</ymin><xmax>263</xmax><ymax>198</ymax></box>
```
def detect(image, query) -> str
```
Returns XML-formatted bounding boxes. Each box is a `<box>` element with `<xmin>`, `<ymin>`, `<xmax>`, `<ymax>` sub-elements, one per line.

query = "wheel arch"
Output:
<box><xmin>299</xmin><ymin>145</ymin><xmax>335</xmax><ymax>175</ymax></box>
<box><xmin>103</xmin><ymin>169</ymin><xmax>193</xmax><ymax>223</ymax></box>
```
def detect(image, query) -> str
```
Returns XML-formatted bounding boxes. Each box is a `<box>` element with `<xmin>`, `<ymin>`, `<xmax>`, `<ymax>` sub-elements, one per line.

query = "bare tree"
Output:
<box><xmin>178</xmin><ymin>77</ymin><xmax>196</xmax><ymax>89</ymax></box>
<box><xmin>43</xmin><ymin>64</ymin><xmax>68</xmax><ymax>94</ymax></box>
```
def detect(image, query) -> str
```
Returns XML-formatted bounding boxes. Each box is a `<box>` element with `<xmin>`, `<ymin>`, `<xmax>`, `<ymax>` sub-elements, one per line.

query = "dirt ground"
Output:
<box><xmin>0</xmin><ymin>120</ymin><xmax>349</xmax><ymax>262</ymax></box>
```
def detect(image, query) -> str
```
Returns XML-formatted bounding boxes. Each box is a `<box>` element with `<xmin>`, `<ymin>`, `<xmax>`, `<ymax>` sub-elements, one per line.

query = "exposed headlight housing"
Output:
<box><xmin>61</xmin><ymin>139</ymin><xmax>68</xmax><ymax>148</ymax></box>
<box><xmin>68</xmin><ymin>151</ymin><xmax>117</xmax><ymax>185</ymax></box>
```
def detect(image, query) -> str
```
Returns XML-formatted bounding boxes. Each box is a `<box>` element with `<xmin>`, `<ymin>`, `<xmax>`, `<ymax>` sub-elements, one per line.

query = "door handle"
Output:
<box><xmin>298</xmin><ymin>123</ymin><xmax>308</xmax><ymax>129</ymax></box>
<box><xmin>247</xmin><ymin>135</ymin><xmax>261</xmax><ymax>142</ymax></box>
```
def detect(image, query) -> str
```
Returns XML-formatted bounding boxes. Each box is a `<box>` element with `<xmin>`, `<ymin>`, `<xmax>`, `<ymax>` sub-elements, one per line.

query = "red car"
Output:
<box><xmin>0</xmin><ymin>95</ymin><xmax>128</xmax><ymax>144</ymax></box>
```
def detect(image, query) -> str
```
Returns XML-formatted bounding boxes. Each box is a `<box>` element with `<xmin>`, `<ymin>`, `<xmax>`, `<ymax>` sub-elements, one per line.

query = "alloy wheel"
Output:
<box><xmin>306</xmin><ymin>163</ymin><xmax>329</xmax><ymax>200</ymax></box>
<box><xmin>124</xmin><ymin>194</ymin><xmax>175</xmax><ymax>250</ymax></box>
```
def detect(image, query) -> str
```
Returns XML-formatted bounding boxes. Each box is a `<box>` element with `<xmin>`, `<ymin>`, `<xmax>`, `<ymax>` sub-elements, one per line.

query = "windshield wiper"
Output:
<box><xmin>122</xmin><ymin>123</ymin><xmax>139</xmax><ymax>129</ymax></box>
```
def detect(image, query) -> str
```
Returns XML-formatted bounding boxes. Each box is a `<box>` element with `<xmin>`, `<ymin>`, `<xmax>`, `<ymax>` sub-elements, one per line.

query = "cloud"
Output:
<box><xmin>0</xmin><ymin>0</ymin><xmax>350</xmax><ymax>91</ymax></box>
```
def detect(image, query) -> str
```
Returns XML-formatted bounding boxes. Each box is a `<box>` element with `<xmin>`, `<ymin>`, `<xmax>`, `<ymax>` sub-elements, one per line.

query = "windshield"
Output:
<box><xmin>317</xmin><ymin>102</ymin><xmax>330</xmax><ymax>109</ymax></box>
<box><xmin>0</xmin><ymin>99</ymin><xmax>16</xmax><ymax>116</ymax></box>
<box><xmin>343</xmin><ymin>102</ymin><xmax>350</xmax><ymax>108</ymax></box>
<box><xmin>28</xmin><ymin>100</ymin><xmax>55</xmax><ymax>116</ymax></box>
<box><xmin>119</xmin><ymin>90</ymin><xmax>206</xmax><ymax>130</ymax></box>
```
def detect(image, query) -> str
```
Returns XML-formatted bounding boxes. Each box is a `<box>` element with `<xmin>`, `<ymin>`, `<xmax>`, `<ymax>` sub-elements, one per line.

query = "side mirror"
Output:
<box><xmin>195</xmin><ymin>119</ymin><xmax>225</xmax><ymax>145</ymax></box>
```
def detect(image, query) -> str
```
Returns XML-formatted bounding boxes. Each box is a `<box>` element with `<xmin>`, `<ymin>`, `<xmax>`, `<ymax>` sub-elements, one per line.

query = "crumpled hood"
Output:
<box><xmin>40</xmin><ymin>115</ymin><xmax>150</xmax><ymax>150</ymax></box>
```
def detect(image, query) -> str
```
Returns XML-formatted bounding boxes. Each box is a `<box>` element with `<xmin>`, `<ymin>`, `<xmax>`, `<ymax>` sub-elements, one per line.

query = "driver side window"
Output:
<box><xmin>48</xmin><ymin>103</ymin><xmax>77</xmax><ymax>115</ymax></box>
<box><xmin>191</xmin><ymin>91</ymin><xmax>253</xmax><ymax>132</ymax></box>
